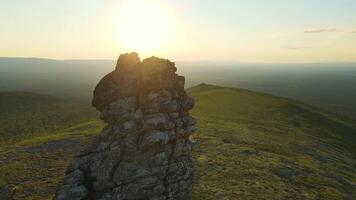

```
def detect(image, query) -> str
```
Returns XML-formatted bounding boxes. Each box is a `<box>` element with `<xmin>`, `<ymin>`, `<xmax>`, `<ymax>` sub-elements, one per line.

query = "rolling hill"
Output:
<box><xmin>0</xmin><ymin>92</ymin><xmax>97</xmax><ymax>143</ymax></box>
<box><xmin>189</xmin><ymin>84</ymin><xmax>355</xmax><ymax>199</ymax></box>
<box><xmin>0</xmin><ymin>85</ymin><xmax>355</xmax><ymax>200</ymax></box>
<box><xmin>2</xmin><ymin>57</ymin><xmax>356</xmax><ymax>120</ymax></box>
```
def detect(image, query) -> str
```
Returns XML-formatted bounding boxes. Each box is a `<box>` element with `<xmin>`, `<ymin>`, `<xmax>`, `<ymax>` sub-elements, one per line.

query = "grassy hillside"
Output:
<box><xmin>180</xmin><ymin>62</ymin><xmax>356</xmax><ymax>120</ymax></box>
<box><xmin>189</xmin><ymin>84</ymin><xmax>356</xmax><ymax>200</ymax></box>
<box><xmin>0</xmin><ymin>92</ymin><xmax>97</xmax><ymax>143</ymax></box>
<box><xmin>0</xmin><ymin>120</ymin><xmax>103</xmax><ymax>200</ymax></box>
<box><xmin>0</xmin><ymin>85</ymin><xmax>355</xmax><ymax>199</ymax></box>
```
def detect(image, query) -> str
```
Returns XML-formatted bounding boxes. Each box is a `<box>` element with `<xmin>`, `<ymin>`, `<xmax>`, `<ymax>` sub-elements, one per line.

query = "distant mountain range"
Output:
<box><xmin>1</xmin><ymin>57</ymin><xmax>356</xmax><ymax>120</ymax></box>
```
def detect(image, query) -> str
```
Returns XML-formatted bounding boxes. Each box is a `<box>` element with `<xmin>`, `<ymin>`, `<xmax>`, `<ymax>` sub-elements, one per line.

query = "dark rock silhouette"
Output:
<box><xmin>54</xmin><ymin>52</ymin><xmax>197</xmax><ymax>200</ymax></box>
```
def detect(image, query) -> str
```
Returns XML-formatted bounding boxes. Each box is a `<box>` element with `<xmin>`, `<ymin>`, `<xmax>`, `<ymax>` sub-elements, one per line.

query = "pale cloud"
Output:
<box><xmin>303</xmin><ymin>29</ymin><xmax>338</xmax><ymax>34</ymax></box>
<box><xmin>282</xmin><ymin>45</ymin><xmax>312</xmax><ymax>50</ymax></box>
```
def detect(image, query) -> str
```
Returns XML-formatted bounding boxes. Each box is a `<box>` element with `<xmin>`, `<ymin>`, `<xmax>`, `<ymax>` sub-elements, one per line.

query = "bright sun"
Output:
<box><xmin>116</xmin><ymin>0</ymin><xmax>175</xmax><ymax>53</ymax></box>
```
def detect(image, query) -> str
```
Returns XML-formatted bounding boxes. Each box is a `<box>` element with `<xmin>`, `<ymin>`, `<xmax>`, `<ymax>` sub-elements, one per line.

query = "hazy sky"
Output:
<box><xmin>1</xmin><ymin>0</ymin><xmax>356</xmax><ymax>63</ymax></box>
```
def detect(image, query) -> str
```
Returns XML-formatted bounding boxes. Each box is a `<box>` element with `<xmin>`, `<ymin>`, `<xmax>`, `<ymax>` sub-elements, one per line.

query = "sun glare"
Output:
<box><xmin>116</xmin><ymin>0</ymin><xmax>175</xmax><ymax>53</ymax></box>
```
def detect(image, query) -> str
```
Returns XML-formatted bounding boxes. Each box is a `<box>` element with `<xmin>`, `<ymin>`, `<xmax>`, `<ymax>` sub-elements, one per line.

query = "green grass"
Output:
<box><xmin>189</xmin><ymin>84</ymin><xmax>356</xmax><ymax>200</ymax></box>
<box><xmin>0</xmin><ymin>120</ymin><xmax>104</xmax><ymax>200</ymax></box>
<box><xmin>0</xmin><ymin>92</ymin><xmax>98</xmax><ymax>144</ymax></box>
<box><xmin>0</xmin><ymin>84</ymin><xmax>355</xmax><ymax>200</ymax></box>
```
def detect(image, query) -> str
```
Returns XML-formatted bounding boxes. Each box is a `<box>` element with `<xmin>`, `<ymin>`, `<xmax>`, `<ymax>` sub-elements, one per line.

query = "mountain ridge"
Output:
<box><xmin>1</xmin><ymin>84</ymin><xmax>355</xmax><ymax>199</ymax></box>
<box><xmin>2</xmin><ymin>57</ymin><xmax>356</xmax><ymax>120</ymax></box>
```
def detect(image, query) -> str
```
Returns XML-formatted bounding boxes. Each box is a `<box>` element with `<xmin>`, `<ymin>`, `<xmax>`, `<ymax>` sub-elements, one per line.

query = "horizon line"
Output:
<box><xmin>1</xmin><ymin>56</ymin><xmax>356</xmax><ymax>65</ymax></box>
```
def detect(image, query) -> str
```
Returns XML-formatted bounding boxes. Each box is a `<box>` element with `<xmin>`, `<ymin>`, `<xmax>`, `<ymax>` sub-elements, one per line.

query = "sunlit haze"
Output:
<box><xmin>115</xmin><ymin>0</ymin><xmax>177</xmax><ymax>54</ymax></box>
<box><xmin>1</xmin><ymin>0</ymin><xmax>356</xmax><ymax>63</ymax></box>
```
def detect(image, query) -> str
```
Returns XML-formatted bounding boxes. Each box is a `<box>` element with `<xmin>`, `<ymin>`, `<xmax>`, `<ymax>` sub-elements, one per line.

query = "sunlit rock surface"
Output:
<box><xmin>54</xmin><ymin>52</ymin><xmax>197</xmax><ymax>200</ymax></box>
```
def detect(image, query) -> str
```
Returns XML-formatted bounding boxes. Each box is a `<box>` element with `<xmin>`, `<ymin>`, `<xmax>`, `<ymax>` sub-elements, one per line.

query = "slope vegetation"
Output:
<box><xmin>189</xmin><ymin>84</ymin><xmax>355</xmax><ymax>199</ymax></box>
<box><xmin>0</xmin><ymin>92</ymin><xmax>97</xmax><ymax>143</ymax></box>
<box><xmin>0</xmin><ymin>85</ymin><xmax>355</xmax><ymax>199</ymax></box>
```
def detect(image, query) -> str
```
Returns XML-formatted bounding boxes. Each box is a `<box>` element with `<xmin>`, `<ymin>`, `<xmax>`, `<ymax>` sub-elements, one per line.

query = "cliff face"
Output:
<box><xmin>54</xmin><ymin>52</ymin><xmax>197</xmax><ymax>200</ymax></box>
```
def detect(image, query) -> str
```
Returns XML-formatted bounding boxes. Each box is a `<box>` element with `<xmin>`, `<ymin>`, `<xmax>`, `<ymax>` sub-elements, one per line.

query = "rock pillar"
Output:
<box><xmin>54</xmin><ymin>52</ymin><xmax>197</xmax><ymax>200</ymax></box>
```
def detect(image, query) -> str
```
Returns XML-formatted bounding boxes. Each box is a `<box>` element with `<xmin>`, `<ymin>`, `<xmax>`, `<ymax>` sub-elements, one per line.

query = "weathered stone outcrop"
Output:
<box><xmin>54</xmin><ymin>52</ymin><xmax>197</xmax><ymax>200</ymax></box>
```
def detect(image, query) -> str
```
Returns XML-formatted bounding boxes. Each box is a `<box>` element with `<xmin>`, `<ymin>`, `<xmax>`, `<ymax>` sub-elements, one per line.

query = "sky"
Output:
<box><xmin>1</xmin><ymin>0</ymin><xmax>356</xmax><ymax>63</ymax></box>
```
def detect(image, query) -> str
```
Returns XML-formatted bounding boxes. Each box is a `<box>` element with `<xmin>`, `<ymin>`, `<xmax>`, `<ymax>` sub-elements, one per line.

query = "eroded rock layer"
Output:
<box><xmin>54</xmin><ymin>52</ymin><xmax>197</xmax><ymax>200</ymax></box>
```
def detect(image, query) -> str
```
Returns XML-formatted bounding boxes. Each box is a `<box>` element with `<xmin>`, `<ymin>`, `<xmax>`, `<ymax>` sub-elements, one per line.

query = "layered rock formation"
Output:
<box><xmin>54</xmin><ymin>52</ymin><xmax>197</xmax><ymax>200</ymax></box>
